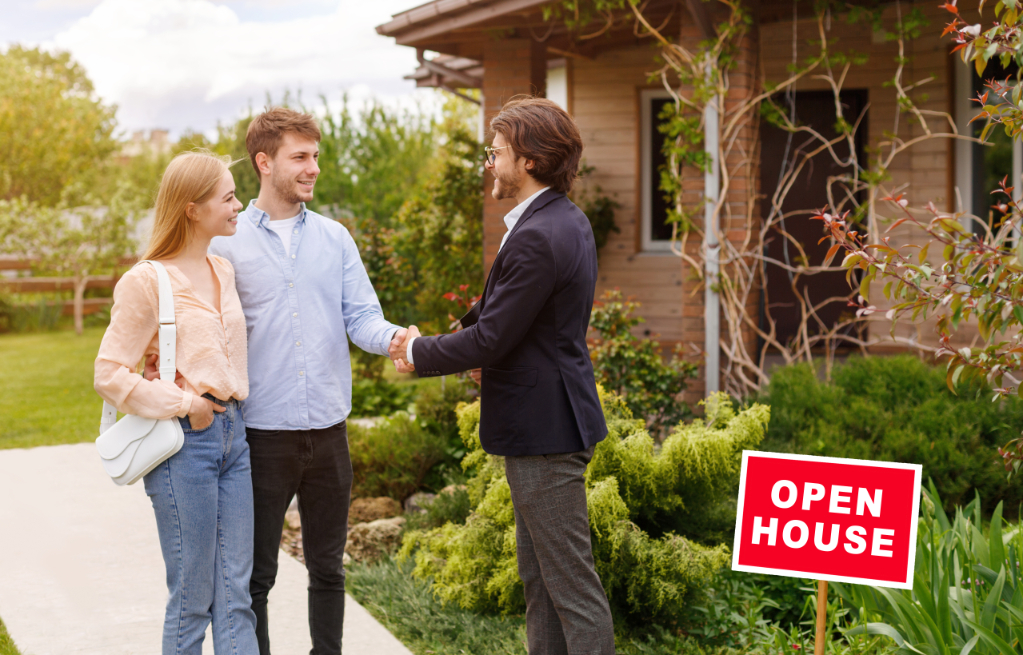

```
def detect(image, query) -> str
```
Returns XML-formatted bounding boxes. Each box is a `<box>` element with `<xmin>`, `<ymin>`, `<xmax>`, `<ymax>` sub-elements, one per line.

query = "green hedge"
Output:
<box><xmin>759</xmin><ymin>355</ymin><xmax>1023</xmax><ymax>516</ymax></box>
<box><xmin>399</xmin><ymin>390</ymin><xmax>770</xmax><ymax>629</ymax></box>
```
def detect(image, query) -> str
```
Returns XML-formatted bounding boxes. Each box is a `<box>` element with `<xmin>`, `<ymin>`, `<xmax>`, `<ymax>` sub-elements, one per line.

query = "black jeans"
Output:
<box><xmin>247</xmin><ymin>421</ymin><xmax>353</xmax><ymax>655</ymax></box>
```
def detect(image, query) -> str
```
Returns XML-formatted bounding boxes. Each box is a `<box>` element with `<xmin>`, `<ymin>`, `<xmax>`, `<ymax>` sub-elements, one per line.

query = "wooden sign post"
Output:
<box><xmin>731</xmin><ymin>452</ymin><xmax>922</xmax><ymax>652</ymax></box>
<box><xmin>814</xmin><ymin>580</ymin><xmax>828</xmax><ymax>655</ymax></box>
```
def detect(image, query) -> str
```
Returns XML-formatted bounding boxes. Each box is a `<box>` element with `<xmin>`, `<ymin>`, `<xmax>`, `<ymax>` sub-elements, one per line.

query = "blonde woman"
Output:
<box><xmin>94</xmin><ymin>151</ymin><xmax>257</xmax><ymax>654</ymax></box>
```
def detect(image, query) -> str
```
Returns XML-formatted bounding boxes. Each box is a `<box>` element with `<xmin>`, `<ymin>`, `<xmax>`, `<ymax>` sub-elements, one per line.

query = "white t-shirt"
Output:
<box><xmin>268</xmin><ymin>215</ymin><xmax>301</xmax><ymax>254</ymax></box>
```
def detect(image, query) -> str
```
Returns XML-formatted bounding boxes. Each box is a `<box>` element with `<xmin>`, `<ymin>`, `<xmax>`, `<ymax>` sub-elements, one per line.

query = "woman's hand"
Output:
<box><xmin>188</xmin><ymin>397</ymin><xmax>225</xmax><ymax>431</ymax></box>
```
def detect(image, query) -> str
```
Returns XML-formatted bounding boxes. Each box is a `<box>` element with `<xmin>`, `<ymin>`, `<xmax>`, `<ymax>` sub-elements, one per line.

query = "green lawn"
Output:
<box><xmin>0</xmin><ymin>617</ymin><xmax>22</xmax><ymax>655</ymax></box>
<box><xmin>0</xmin><ymin>327</ymin><xmax>106</xmax><ymax>450</ymax></box>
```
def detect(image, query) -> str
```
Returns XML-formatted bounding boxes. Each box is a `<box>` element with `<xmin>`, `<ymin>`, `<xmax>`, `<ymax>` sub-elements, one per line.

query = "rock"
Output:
<box><xmin>349</xmin><ymin>497</ymin><xmax>402</xmax><ymax>524</ymax></box>
<box><xmin>345</xmin><ymin>517</ymin><xmax>406</xmax><ymax>563</ymax></box>
<box><xmin>342</xmin><ymin>552</ymin><xmax>352</xmax><ymax>567</ymax></box>
<box><xmin>439</xmin><ymin>484</ymin><xmax>467</xmax><ymax>496</ymax></box>
<box><xmin>403</xmin><ymin>492</ymin><xmax>436</xmax><ymax>514</ymax></box>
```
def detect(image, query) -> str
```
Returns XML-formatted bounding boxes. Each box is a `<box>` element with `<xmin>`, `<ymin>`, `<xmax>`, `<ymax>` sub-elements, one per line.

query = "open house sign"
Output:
<box><xmin>732</xmin><ymin>451</ymin><xmax>922</xmax><ymax>589</ymax></box>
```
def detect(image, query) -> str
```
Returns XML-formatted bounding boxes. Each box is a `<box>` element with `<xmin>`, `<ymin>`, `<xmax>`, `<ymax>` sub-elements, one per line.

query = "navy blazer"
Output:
<box><xmin>411</xmin><ymin>189</ymin><xmax>608</xmax><ymax>456</ymax></box>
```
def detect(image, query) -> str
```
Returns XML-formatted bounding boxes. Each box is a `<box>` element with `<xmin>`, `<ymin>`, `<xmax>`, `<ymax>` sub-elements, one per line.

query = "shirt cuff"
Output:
<box><xmin>406</xmin><ymin>337</ymin><xmax>416</xmax><ymax>365</ymax></box>
<box><xmin>177</xmin><ymin>392</ymin><xmax>195</xmax><ymax>418</ymax></box>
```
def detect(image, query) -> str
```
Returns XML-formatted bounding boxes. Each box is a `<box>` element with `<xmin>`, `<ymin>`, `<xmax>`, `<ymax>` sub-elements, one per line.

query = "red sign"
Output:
<box><xmin>732</xmin><ymin>451</ymin><xmax>922</xmax><ymax>589</ymax></box>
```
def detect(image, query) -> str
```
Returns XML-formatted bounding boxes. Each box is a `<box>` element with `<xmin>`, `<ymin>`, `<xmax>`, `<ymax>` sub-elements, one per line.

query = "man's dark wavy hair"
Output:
<box><xmin>489</xmin><ymin>96</ymin><xmax>583</xmax><ymax>194</ymax></box>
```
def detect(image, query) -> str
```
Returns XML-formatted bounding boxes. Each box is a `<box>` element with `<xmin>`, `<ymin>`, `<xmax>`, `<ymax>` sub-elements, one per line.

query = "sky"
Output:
<box><xmin>2</xmin><ymin>0</ymin><xmax>435</xmax><ymax>139</ymax></box>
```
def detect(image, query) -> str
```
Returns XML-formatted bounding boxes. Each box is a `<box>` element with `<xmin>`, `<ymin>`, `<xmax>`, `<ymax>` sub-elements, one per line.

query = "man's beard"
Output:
<box><xmin>493</xmin><ymin>168</ymin><xmax>521</xmax><ymax>201</ymax></box>
<box><xmin>271</xmin><ymin>170</ymin><xmax>309</xmax><ymax>205</ymax></box>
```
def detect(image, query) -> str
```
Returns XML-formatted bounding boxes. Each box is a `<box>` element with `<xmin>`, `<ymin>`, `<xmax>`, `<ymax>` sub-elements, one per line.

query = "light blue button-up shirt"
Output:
<box><xmin>209</xmin><ymin>201</ymin><xmax>402</xmax><ymax>430</ymax></box>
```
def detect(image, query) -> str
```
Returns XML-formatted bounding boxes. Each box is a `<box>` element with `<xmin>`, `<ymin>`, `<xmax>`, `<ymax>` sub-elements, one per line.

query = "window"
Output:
<box><xmin>954</xmin><ymin>58</ymin><xmax>1022</xmax><ymax>235</ymax></box>
<box><xmin>640</xmin><ymin>89</ymin><xmax>676</xmax><ymax>251</ymax></box>
<box><xmin>546</xmin><ymin>60</ymin><xmax>568</xmax><ymax>111</ymax></box>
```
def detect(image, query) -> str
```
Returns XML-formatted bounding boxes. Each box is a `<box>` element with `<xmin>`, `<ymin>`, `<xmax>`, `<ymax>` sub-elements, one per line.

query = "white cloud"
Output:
<box><xmin>49</xmin><ymin>0</ymin><xmax>429</xmax><ymax>137</ymax></box>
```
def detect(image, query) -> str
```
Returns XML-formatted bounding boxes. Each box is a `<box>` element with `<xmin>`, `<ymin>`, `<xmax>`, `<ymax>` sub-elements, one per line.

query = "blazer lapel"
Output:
<box><xmin>460</xmin><ymin>189</ymin><xmax>565</xmax><ymax>327</ymax></box>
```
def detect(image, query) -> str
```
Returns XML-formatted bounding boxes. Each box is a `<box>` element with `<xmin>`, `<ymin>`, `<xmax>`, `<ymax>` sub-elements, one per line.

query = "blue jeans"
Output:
<box><xmin>143</xmin><ymin>396</ymin><xmax>259</xmax><ymax>655</ymax></box>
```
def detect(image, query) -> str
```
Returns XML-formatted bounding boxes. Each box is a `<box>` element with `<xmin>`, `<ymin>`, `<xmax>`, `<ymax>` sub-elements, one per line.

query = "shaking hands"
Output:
<box><xmin>388</xmin><ymin>325</ymin><xmax>421</xmax><ymax>373</ymax></box>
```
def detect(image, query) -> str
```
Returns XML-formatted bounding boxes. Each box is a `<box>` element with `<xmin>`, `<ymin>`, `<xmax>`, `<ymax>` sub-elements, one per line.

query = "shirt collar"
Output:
<box><xmin>245</xmin><ymin>199</ymin><xmax>308</xmax><ymax>228</ymax></box>
<box><xmin>503</xmin><ymin>186</ymin><xmax>550</xmax><ymax>233</ymax></box>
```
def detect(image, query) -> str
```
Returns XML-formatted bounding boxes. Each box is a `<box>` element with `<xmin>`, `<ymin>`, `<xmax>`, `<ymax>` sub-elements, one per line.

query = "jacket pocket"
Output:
<box><xmin>486</xmin><ymin>366</ymin><xmax>538</xmax><ymax>387</ymax></box>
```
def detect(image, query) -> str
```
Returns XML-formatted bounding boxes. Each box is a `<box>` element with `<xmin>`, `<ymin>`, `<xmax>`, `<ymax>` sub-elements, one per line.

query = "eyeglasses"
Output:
<box><xmin>484</xmin><ymin>145</ymin><xmax>512</xmax><ymax>165</ymax></box>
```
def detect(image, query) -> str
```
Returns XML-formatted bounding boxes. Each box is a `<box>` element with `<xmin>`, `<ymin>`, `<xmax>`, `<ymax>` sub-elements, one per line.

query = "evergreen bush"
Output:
<box><xmin>348</xmin><ymin>413</ymin><xmax>447</xmax><ymax>501</ymax></box>
<box><xmin>398</xmin><ymin>388</ymin><xmax>770</xmax><ymax>628</ymax></box>
<box><xmin>760</xmin><ymin>355</ymin><xmax>1023</xmax><ymax>516</ymax></box>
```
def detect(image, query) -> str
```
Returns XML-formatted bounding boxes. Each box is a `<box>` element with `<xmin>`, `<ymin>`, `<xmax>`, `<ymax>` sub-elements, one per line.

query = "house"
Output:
<box><xmin>377</xmin><ymin>0</ymin><xmax>995</xmax><ymax>399</ymax></box>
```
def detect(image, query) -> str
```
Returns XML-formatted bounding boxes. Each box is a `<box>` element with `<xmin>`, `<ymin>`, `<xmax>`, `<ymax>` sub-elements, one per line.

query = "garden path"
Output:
<box><xmin>0</xmin><ymin>443</ymin><xmax>413</xmax><ymax>655</ymax></box>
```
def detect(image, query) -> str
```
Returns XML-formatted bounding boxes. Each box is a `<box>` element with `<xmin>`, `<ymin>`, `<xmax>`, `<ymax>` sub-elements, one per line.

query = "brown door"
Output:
<box><xmin>759</xmin><ymin>89</ymin><xmax>868</xmax><ymax>349</ymax></box>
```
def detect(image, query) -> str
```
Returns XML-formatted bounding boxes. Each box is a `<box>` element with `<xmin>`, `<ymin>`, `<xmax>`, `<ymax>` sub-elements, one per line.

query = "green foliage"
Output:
<box><xmin>350</xmin><ymin>376</ymin><xmax>415</xmax><ymax>419</ymax></box>
<box><xmin>348</xmin><ymin>412</ymin><xmax>448</xmax><ymax>501</ymax></box>
<box><xmin>405</xmin><ymin>486</ymin><xmax>473</xmax><ymax>532</ymax></box>
<box><xmin>0</xmin><ymin>615</ymin><xmax>21</xmax><ymax>655</ymax></box>
<box><xmin>0</xmin><ymin>192</ymin><xmax>139</xmax><ymax>334</ymax></box>
<box><xmin>346</xmin><ymin>556</ymin><xmax>529</xmax><ymax>655</ymax></box>
<box><xmin>365</xmin><ymin>99</ymin><xmax>484</xmax><ymax>333</ymax></box>
<box><xmin>315</xmin><ymin>95</ymin><xmax>438</xmax><ymax>224</ymax></box>
<box><xmin>413</xmin><ymin>374</ymin><xmax>477</xmax><ymax>460</ymax></box>
<box><xmin>838</xmin><ymin>483</ymin><xmax>1023</xmax><ymax>655</ymax></box>
<box><xmin>589</xmin><ymin>289</ymin><xmax>698</xmax><ymax>435</ymax></box>
<box><xmin>760</xmin><ymin>356</ymin><xmax>1023</xmax><ymax>517</ymax></box>
<box><xmin>574</xmin><ymin>164</ymin><xmax>621</xmax><ymax>254</ymax></box>
<box><xmin>399</xmin><ymin>390</ymin><xmax>770</xmax><ymax>628</ymax></box>
<box><xmin>0</xmin><ymin>46</ymin><xmax>116</xmax><ymax>206</ymax></box>
<box><xmin>176</xmin><ymin>114</ymin><xmax>260</xmax><ymax>206</ymax></box>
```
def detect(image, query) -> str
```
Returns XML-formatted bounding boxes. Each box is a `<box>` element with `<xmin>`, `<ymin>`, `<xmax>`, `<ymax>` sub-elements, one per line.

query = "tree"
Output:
<box><xmin>2</xmin><ymin>186</ymin><xmax>139</xmax><ymax>334</ymax></box>
<box><xmin>0</xmin><ymin>46</ymin><xmax>116</xmax><ymax>206</ymax></box>
<box><xmin>813</xmin><ymin>0</ymin><xmax>1023</xmax><ymax>476</ymax></box>
<box><xmin>373</xmin><ymin>100</ymin><xmax>484</xmax><ymax>333</ymax></box>
<box><xmin>315</xmin><ymin>95</ymin><xmax>438</xmax><ymax>224</ymax></box>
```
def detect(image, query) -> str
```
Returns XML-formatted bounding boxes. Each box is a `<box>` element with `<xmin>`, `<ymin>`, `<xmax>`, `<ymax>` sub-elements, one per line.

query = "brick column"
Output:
<box><xmin>481</xmin><ymin>38</ymin><xmax>547</xmax><ymax>274</ymax></box>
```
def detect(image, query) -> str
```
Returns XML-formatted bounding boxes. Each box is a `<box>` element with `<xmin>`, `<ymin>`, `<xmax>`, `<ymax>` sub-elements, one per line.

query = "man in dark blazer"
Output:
<box><xmin>391</xmin><ymin>97</ymin><xmax>614</xmax><ymax>654</ymax></box>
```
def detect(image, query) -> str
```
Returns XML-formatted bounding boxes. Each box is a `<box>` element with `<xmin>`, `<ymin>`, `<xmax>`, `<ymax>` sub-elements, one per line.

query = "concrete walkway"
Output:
<box><xmin>0</xmin><ymin>443</ymin><xmax>413</xmax><ymax>655</ymax></box>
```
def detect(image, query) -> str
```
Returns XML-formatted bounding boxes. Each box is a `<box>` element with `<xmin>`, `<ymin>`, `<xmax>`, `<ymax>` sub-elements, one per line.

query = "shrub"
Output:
<box><xmin>837</xmin><ymin>483</ymin><xmax>1023</xmax><ymax>655</ymax></box>
<box><xmin>350</xmin><ymin>377</ymin><xmax>415</xmax><ymax>419</ymax></box>
<box><xmin>760</xmin><ymin>355</ymin><xmax>1023</xmax><ymax>517</ymax></box>
<box><xmin>589</xmin><ymin>290</ymin><xmax>698</xmax><ymax>435</ymax></box>
<box><xmin>398</xmin><ymin>389</ymin><xmax>770</xmax><ymax>628</ymax></box>
<box><xmin>404</xmin><ymin>486</ymin><xmax>473</xmax><ymax>532</ymax></box>
<box><xmin>348</xmin><ymin>412</ymin><xmax>447</xmax><ymax>501</ymax></box>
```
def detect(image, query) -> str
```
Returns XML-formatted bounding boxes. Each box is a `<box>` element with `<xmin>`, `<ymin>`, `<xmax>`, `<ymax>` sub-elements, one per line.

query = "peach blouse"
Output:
<box><xmin>94</xmin><ymin>256</ymin><xmax>248</xmax><ymax>420</ymax></box>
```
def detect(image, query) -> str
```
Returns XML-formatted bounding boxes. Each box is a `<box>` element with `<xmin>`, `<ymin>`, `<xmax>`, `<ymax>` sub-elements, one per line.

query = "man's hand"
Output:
<box><xmin>143</xmin><ymin>354</ymin><xmax>184</xmax><ymax>387</ymax></box>
<box><xmin>188</xmin><ymin>396</ymin><xmax>226</xmax><ymax>431</ymax></box>
<box><xmin>389</xmin><ymin>325</ymin><xmax>421</xmax><ymax>373</ymax></box>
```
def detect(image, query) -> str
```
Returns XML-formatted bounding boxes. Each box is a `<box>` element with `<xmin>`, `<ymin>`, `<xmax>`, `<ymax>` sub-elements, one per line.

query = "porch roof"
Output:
<box><xmin>377</xmin><ymin>0</ymin><xmax>550</xmax><ymax>46</ymax></box>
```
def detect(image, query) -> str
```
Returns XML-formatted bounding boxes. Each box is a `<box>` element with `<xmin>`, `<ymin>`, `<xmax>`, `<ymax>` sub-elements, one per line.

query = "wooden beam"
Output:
<box><xmin>0</xmin><ymin>276</ymin><xmax>118</xmax><ymax>293</ymax></box>
<box><xmin>392</xmin><ymin>0</ymin><xmax>549</xmax><ymax>45</ymax></box>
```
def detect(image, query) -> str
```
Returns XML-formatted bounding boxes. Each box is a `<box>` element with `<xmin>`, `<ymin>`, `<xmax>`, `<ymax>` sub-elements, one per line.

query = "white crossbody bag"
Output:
<box><xmin>95</xmin><ymin>260</ymin><xmax>185</xmax><ymax>486</ymax></box>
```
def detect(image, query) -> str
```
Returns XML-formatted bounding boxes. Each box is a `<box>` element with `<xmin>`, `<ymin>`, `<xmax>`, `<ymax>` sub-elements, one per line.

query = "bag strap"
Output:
<box><xmin>100</xmin><ymin>260</ymin><xmax>177</xmax><ymax>435</ymax></box>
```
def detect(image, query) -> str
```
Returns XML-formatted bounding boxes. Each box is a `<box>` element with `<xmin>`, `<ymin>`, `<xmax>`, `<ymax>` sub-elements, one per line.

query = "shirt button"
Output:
<box><xmin>293</xmin><ymin>229</ymin><xmax>298</xmax><ymax>234</ymax></box>
<box><xmin>289</xmin><ymin>283</ymin><xmax>294</xmax><ymax>288</ymax></box>
<box><xmin>296</xmin><ymin>341</ymin><xmax>301</xmax><ymax>347</ymax></box>
<box><xmin>293</xmin><ymin>312</ymin><xmax>298</xmax><ymax>317</ymax></box>
<box><xmin>291</xmin><ymin>254</ymin><xmax>296</xmax><ymax>259</ymax></box>
<box><xmin>299</xmin><ymin>371</ymin><xmax>305</xmax><ymax>376</ymax></box>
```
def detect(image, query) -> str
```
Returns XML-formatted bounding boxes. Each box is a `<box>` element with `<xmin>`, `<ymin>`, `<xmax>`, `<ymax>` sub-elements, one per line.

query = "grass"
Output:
<box><xmin>0</xmin><ymin>617</ymin><xmax>22</xmax><ymax>655</ymax></box>
<box><xmin>347</xmin><ymin>557</ymin><xmax>528</xmax><ymax>655</ymax></box>
<box><xmin>346</xmin><ymin>556</ymin><xmax>712</xmax><ymax>655</ymax></box>
<box><xmin>0</xmin><ymin>327</ymin><xmax>106</xmax><ymax>449</ymax></box>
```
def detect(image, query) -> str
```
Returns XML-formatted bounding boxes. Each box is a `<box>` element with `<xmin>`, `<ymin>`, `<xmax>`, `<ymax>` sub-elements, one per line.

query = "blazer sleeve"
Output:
<box><xmin>412</xmin><ymin>227</ymin><xmax>556</xmax><ymax>376</ymax></box>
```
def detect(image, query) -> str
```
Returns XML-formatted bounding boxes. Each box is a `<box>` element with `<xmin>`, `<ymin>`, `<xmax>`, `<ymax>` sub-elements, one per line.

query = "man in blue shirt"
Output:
<box><xmin>208</xmin><ymin>107</ymin><xmax>408</xmax><ymax>655</ymax></box>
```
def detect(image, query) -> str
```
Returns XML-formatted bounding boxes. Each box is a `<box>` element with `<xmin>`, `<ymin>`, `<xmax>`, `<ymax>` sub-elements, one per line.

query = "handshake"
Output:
<box><xmin>386</xmin><ymin>326</ymin><xmax>482</xmax><ymax>384</ymax></box>
<box><xmin>387</xmin><ymin>326</ymin><xmax>421</xmax><ymax>374</ymax></box>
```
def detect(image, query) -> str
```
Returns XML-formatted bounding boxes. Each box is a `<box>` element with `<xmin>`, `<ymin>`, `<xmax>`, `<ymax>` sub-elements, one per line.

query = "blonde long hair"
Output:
<box><xmin>143</xmin><ymin>150</ymin><xmax>234</xmax><ymax>261</ymax></box>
